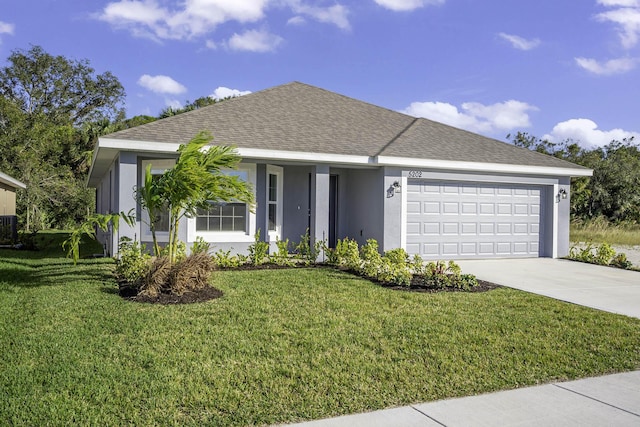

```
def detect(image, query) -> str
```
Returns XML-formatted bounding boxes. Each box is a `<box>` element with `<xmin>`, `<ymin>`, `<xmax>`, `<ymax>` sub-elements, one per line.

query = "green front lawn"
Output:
<box><xmin>1</xmin><ymin>250</ymin><xmax>639</xmax><ymax>426</ymax></box>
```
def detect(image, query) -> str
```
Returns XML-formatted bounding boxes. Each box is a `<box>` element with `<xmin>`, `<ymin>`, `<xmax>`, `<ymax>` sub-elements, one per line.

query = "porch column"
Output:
<box><xmin>255</xmin><ymin>164</ymin><xmax>268</xmax><ymax>242</ymax></box>
<box><xmin>310</xmin><ymin>165</ymin><xmax>330</xmax><ymax>260</ymax></box>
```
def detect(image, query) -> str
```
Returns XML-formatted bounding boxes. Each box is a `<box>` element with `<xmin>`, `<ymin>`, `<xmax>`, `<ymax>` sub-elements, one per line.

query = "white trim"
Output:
<box><xmin>378</xmin><ymin>156</ymin><xmax>593</xmax><ymax>177</ymax></box>
<box><xmin>0</xmin><ymin>172</ymin><xmax>26</xmax><ymax>189</ymax></box>
<box><xmin>400</xmin><ymin>175</ymin><xmax>408</xmax><ymax>251</ymax></box>
<box><xmin>96</xmin><ymin>138</ymin><xmax>592</xmax><ymax>178</ymax></box>
<box><xmin>266</xmin><ymin>165</ymin><xmax>284</xmax><ymax>242</ymax></box>
<box><xmin>100</xmin><ymin>138</ymin><xmax>182</xmax><ymax>153</ymax></box>
<box><xmin>552</xmin><ymin>184</ymin><xmax>559</xmax><ymax>258</ymax></box>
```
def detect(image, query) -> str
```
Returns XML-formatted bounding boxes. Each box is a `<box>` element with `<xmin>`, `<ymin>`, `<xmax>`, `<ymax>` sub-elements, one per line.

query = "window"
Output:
<box><xmin>268</xmin><ymin>173</ymin><xmax>277</xmax><ymax>231</ymax></box>
<box><xmin>196</xmin><ymin>202</ymin><xmax>247</xmax><ymax>232</ymax></box>
<box><xmin>195</xmin><ymin>169</ymin><xmax>250</xmax><ymax>233</ymax></box>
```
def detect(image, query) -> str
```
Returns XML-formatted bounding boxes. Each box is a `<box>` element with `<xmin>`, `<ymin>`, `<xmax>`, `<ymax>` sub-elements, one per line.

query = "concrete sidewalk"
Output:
<box><xmin>282</xmin><ymin>370</ymin><xmax>640</xmax><ymax>426</ymax></box>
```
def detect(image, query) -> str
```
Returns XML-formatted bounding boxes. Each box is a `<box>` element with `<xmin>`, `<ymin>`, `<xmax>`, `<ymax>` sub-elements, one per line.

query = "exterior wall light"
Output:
<box><xmin>393</xmin><ymin>181</ymin><xmax>401</xmax><ymax>193</ymax></box>
<box><xmin>559</xmin><ymin>188</ymin><xmax>567</xmax><ymax>199</ymax></box>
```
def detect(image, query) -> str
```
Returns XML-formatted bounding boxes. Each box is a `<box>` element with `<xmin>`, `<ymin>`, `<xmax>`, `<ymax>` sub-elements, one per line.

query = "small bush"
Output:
<box><xmin>329</xmin><ymin>238</ymin><xmax>360</xmax><ymax>270</ymax></box>
<box><xmin>295</xmin><ymin>228</ymin><xmax>323</xmax><ymax>265</ymax></box>
<box><xmin>248</xmin><ymin>230</ymin><xmax>269</xmax><ymax>266</ymax></box>
<box><xmin>594</xmin><ymin>243</ymin><xmax>615</xmax><ymax>265</ymax></box>
<box><xmin>212</xmin><ymin>249</ymin><xmax>244</xmax><ymax>268</ymax></box>
<box><xmin>359</xmin><ymin>239</ymin><xmax>382</xmax><ymax>279</ymax></box>
<box><xmin>421</xmin><ymin>260</ymin><xmax>476</xmax><ymax>290</ymax></box>
<box><xmin>271</xmin><ymin>238</ymin><xmax>294</xmax><ymax>266</ymax></box>
<box><xmin>115</xmin><ymin>238</ymin><xmax>151</xmax><ymax>286</ymax></box>
<box><xmin>611</xmin><ymin>253</ymin><xmax>633</xmax><ymax>269</ymax></box>
<box><xmin>191</xmin><ymin>236</ymin><xmax>211</xmax><ymax>255</ymax></box>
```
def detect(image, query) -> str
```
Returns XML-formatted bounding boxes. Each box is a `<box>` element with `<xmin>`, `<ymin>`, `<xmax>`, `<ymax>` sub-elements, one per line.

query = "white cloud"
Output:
<box><xmin>227</xmin><ymin>29</ymin><xmax>283</xmax><ymax>52</ymax></box>
<box><xmin>165</xmin><ymin>98</ymin><xmax>183</xmax><ymax>109</ymax></box>
<box><xmin>543</xmin><ymin>118</ymin><xmax>640</xmax><ymax>148</ymax></box>
<box><xmin>575</xmin><ymin>56</ymin><xmax>637</xmax><ymax>74</ymax></box>
<box><xmin>287</xmin><ymin>16</ymin><xmax>306</xmax><ymax>26</ymax></box>
<box><xmin>288</xmin><ymin>2</ymin><xmax>350</xmax><ymax>30</ymax></box>
<box><xmin>498</xmin><ymin>33</ymin><xmax>541</xmax><ymax>50</ymax></box>
<box><xmin>596</xmin><ymin>1</ymin><xmax>640</xmax><ymax>49</ymax></box>
<box><xmin>205</xmin><ymin>39</ymin><xmax>218</xmax><ymax>49</ymax></box>
<box><xmin>373</xmin><ymin>0</ymin><xmax>445</xmax><ymax>12</ymax></box>
<box><xmin>97</xmin><ymin>0</ymin><xmax>349</xmax><ymax>42</ymax></box>
<box><xmin>211</xmin><ymin>86</ymin><xmax>252</xmax><ymax>99</ymax></box>
<box><xmin>402</xmin><ymin>99</ymin><xmax>537</xmax><ymax>134</ymax></box>
<box><xmin>138</xmin><ymin>74</ymin><xmax>187</xmax><ymax>95</ymax></box>
<box><xmin>0</xmin><ymin>21</ymin><xmax>15</xmax><ymax>35</ymax></box>
<box><xmin>98</xmin><ymin>0</ymin><xmax>268</xmax><ymax>41</ymax></box>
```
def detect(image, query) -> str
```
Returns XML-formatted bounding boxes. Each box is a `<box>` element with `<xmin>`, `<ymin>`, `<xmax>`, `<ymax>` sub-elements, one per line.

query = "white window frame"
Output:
<box><xmin>266</xmin><ymin>165</ymin><xmax>283</xmax><ymax>241</ymax></box>
<box><xmin>187</xmin><ymin>163</ymin><xmax>257</xmax><ymax>243</ymax></box>
<box><xmin>140</xmin><ymin>159</ymin><xmax>175</xmax><ymax>243</ymax></box>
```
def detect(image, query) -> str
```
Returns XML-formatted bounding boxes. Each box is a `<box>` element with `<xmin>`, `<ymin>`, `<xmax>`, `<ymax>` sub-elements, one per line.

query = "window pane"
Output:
<box><xmin>221</xmin><ymin>217</ymin><xmax>234</xmax><ymax>231</ymax></box>
<box><xmin>269</xmin><ymin>174</ymin><xmax>277</xmax><ymax>202</ymax></box>
<box><xmin>234</xmin><ymin>217</ymin><xmax>245</xmax><ymax>232</ymax></box>
<box><xmin>196</xmin><ymin>217</ymin><xmax>208</xmax><ymax>231</ymax></box>
<box><xmin>268</xmin><ymin>204</ymin><xmax>276</xmax><ymax>231</ymax></box>
<box><xmin>154</xmin><ymin>206</ymin><xmax>169</xmax><ymax>232</ymax></box>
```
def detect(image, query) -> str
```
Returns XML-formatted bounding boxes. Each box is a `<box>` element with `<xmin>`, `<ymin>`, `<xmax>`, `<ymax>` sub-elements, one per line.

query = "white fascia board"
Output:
<box><xmin>237</xmin><ymin>148</ymin><xmax>372</xmax><ymax>165</ymax></box>
<box><xmin>376</xmin><ymin>156</ymin><xmax>593</xmax><ymax>177</ymax></box>
<box><xmin>99</xmin><ymin>138</ymin><xmax>182</xmax><ymax>153</ymax></box>
<box><xmin>0</xmin><ymin>172</ymin><xmax>26</xmax><ymax>189</ymax></box>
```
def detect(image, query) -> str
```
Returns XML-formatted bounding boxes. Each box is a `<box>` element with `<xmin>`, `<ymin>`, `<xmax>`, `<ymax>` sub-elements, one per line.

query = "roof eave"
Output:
<box><xmin>376</xmin><ymin>156</ymin><xmax>593</xmax><ymax>177</ymax></box>
<box><xmin>0</xmin><ymin>172</ymin><xmax>26</xmax><ymax>189</ymax></box>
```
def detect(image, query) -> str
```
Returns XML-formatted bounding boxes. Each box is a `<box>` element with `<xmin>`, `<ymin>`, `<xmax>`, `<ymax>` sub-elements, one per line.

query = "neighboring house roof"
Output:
<box><xmin>89</xmin><ymin>82</ymin><xmax>591</xmax><ymax>186</ymax></box>
<box><xmin>0</xmin><ymin>171</ymin><xmax>26</xmax><ymax>190</ymax></box>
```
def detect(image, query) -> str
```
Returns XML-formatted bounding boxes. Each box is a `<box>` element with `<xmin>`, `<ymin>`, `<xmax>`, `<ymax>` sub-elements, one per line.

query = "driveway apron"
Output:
<box><xmin>456</xmin><ymin>258</ymin><xmax>640</xmax><ymax>319</ymax></box>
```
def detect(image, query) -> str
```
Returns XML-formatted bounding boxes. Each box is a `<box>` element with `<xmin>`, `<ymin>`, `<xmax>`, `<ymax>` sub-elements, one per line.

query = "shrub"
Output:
<box><xmin>295</xmin><ymin>228</ymin><xmax>323</xmax><ymax>265</ymax></box>
<box><xmin>359</xmin><ymin>239</ymin><xmax>382</xmax><ymax>279</ymax></box>
<box><xmin>115</xmin><ymin>238</ymin><xmax>151</xmax><ymax>286</ymax></box>
<box><xmin>421</xmin><ymin>260</ymin><xmax>476</xmax><ymax>290</ymax></box>
<box><xmin>329</xmin><ymin>238</ymin><xmax>360</xmax><ymax>270</ymax></box>
<box><xmin>248</xmin><ymin>230</ymin><xmax>269</xmax><ymax>266</ymax></box>
<box><xmin>212</xmin><ymin>249</ymin><xmax>244</xmax><ymax>269</ymax></box>
<box><xmin>271</xmin><ymin>238</ymin><xmax>295</xmax><ymax>267</ymax></box>
<box><xmin>594</xmin><ymin>243</ymin><xmax>616</xmax><ymax>265</ymax></box>
<box><xmin>611</xmin><ymin>253</ymin><xmax>633</xmax><ymax>269</ymax></box>
<box><xmin>191</xmin><ymin>236</ymin><xmax>211</xmax><ymax>255</ymax></box>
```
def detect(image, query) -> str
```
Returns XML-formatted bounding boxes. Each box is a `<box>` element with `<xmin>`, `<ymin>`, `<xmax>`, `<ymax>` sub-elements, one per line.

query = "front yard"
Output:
<box><xmin>1</xmin><ymin>248</ymin><xmax>639</xmax><ymax>426</ymax></box>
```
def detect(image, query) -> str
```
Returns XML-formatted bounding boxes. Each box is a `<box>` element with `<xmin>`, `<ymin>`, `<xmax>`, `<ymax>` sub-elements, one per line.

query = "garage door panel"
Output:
<box><xmin>406</xmin><ymin>180</ymin><xmax>542</xmax><ymax>259</ymax></box>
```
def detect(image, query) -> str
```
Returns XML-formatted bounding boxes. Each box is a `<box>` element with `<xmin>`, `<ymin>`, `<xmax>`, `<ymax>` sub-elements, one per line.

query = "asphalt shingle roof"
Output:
<box><xmin>106</xmin><ymin>82</ymin><xmax>587</xmax><ymax>171</ymax></box>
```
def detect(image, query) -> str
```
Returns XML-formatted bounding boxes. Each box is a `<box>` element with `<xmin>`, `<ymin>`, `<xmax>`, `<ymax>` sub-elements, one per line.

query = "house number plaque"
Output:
<box><xmin>407</xmin><ymin>171</ymin><xmax>422</xmax><ymax>178</ymax></box>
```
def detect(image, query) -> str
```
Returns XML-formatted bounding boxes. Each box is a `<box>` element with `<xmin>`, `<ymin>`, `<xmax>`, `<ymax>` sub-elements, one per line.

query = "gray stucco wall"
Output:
<box><xmin>344</xmin><ymin>168</ymin><xmax>384</xmax><ymax>247</ymax></box>
<box><xmin>382</xmin><ymin>167</ymin><xmax>403</xmax><ymax>252</ymax></box>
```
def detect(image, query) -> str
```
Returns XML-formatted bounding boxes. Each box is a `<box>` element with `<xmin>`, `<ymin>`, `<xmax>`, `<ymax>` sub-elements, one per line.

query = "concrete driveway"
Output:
<box><xmin>456</xmin><ymin>258</ymin><xmax>640</xmax><ymax>319</ymax></box>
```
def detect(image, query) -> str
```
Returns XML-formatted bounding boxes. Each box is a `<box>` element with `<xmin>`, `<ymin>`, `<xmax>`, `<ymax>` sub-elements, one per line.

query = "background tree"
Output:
<box><xmin>510</xmin><ymin>132</ymin><xmax>640</xmax><ymax>223</ymax></box>
<box><xmin>0</xmin><ymin>46</ymin><xmax>125</xmax><ymax>230</ymax></box>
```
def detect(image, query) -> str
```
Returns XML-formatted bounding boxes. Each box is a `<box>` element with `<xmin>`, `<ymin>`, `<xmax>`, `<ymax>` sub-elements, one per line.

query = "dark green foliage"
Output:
<box><xmin>568</xmin><ymin>242</ymin><xmax>632</xmax><ymax>269</ymax></box>
<box><xmin>0</xmin><ymin>46</ymin><xmax>125</xmax><ymax>230</ymax></box>
<box><xmin>510</xmin><ymin>132</ymin><xmax>640</xmax><ymax>223</ymax></box>
<box><xmin>248</xmin><ymin>229</ymin><xmax>269</xmax><ymax>266</ymax></box>
<box><xmin>115</xmin><ymin>238</ymin><xmax>151</xmax><ymax>285</ymax></box>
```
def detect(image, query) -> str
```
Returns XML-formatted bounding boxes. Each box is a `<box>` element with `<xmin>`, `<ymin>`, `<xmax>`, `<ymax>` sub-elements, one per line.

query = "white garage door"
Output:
<box><xmin>406</xmin><ymin>180</ymin><xmax>542</xmax><ymax>259</ymax></box>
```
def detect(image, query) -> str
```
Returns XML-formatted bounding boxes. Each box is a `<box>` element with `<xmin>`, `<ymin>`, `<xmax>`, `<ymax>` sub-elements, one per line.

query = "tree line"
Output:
<box><xmin>0</xmin><ymin>46</ymin><xmax>226</xmax><ymax>231</ymax></box>
<box><xmin>1</xmin><ymin>45</ymin><xmax>638</xmax><ymax>230</ymax></box>
<box><xmin>510</xmin><ymin>132</ymin><xmax>640</xmax><ymax>223</ymax></box>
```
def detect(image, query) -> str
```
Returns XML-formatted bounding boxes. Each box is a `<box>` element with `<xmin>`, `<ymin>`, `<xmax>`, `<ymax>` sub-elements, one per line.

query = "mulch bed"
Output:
<box><xmin>381</xmin><ymin>279</ymin><xmax>501</xmax><ymax>293</ymax></box>
<box><xmin>119</xmin><ymin>284</ymin><xmax>223</xmax><ymax>305</ymax></box>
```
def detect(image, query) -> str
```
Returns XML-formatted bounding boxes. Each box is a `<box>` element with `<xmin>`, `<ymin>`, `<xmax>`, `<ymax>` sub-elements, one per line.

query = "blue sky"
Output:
<box><xmin>1</xmin><ymin>0</ymin><xmax>639</xmax><ymax>148</ymax></box>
